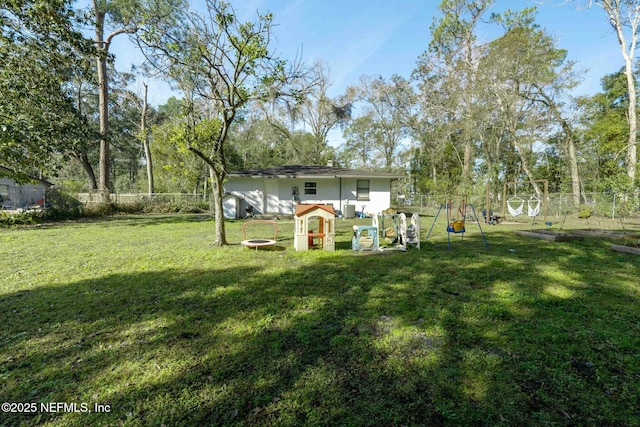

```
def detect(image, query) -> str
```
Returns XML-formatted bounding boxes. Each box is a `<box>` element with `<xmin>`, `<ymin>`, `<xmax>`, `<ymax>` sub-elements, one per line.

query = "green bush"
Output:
<box><xmin>46</xmin><ymin>187</ymin><xmax>82</xmax><ymax>211</ymax></box>
<box><xmin>0</xmin><ymin>211</ymin><xmax>38</xmax><ymax>227</ymax></box>
<box><xmin>0</xmin><ymin>192</ymin><xmax>212</xmax><ymax>227</ymax></box>
<box><xmin>578</xmin><ymin>208</ymin><xmax>592</xmax><ymax>218</ymax></box>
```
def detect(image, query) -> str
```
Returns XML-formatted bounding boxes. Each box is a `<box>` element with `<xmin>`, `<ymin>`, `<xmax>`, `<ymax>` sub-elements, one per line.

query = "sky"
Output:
<box><xmin>104</xmin><ymin>0</ymin><xmax>625</xmax><ymax>145</ymax></box>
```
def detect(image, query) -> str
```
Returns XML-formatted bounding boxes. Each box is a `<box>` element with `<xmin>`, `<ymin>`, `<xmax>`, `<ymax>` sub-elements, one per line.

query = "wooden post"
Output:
<box><xmin>485</xmin><ymin>182</ymin><xmax>491</xmax><ymax>223</ymax></box>
<box><xmin>543</xmin><ymin>179</ymin><xmax>548</xmax><ymax>223</ymax></box>
<box><xmin>502</xmin><ymin>183</ymin><xmax>507</xmax><ymax>219</ymax></box>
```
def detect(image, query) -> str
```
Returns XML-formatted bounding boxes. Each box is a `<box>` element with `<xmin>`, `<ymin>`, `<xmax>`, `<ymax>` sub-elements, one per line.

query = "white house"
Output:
<box><xmin>0</xmin><ymin>166</ymin><xmax>52</xmax><ymax>210</ymax></box>
<box><xmin>223</xmin><ymin>165</ymin><xmax>405</xmax><ymax>218</ymax></box>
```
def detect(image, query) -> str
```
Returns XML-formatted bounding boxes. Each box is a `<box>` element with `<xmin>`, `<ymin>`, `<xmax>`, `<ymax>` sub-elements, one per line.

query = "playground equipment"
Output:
<box><xmin>376</xmin><ymin>212</ymin><xmax>421</xmax><ymax>251</ymax></box>
<box><xmin>352</xmin><ymin>212</ymin><xmax>421</xmax><ymax>251</ymax></box>
<box><xmin>425</xmin><ymin>198</ymin><xmax>489</xmax><ymax>250</ymax></box>
<box><xmin>507</xmin><ymin>195</ymin><xmax>524</xmax><ymax>217</ymax></box>
<box><xmin>241</xmin><ymin>220</ymin><xmax>279</xmax><ymax>250</ymax></box>
<box><xmin>352</xmin><ymin>225</ymin><xmax>379</xmax><ymax>251</ymax></box>
<box><xmin>528</xmin><ymin>194</ymin><xmax>541</xmax><ymax>217</ymax></box>
<box><xmin>294</xmin><ymin>204</ymin><xmax>336</xmax><ymax>251</ymax></box>
<box><xmin>506</xmin><ymin>194</ymin><xmax>541</xmax><ymax>218</ymax></box>
<box><xmin>403</xmin><ymin>213</ymin><xmax>421</xmax><ymax>249</ymax></box>
<box><xmin>502</xmin><ymin>180</ymin><xmax>549</xmax><ymax>223</ymax></box>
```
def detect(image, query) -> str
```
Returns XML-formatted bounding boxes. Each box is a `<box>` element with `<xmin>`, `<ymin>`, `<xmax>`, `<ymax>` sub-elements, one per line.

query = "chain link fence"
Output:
<box><xmin>71</xmin><ymin>190</ymin><xmax>640</xmax><ymax>227</ymax></box>
<box><xmin>75</xmin><ymin>191</ymin><xmax>640</xmax><ymax>218</ymax></box>
<box><xmin>404</xmin><ymin>192</ymin><xmax>640</xmax><ymax>228</ymax></box>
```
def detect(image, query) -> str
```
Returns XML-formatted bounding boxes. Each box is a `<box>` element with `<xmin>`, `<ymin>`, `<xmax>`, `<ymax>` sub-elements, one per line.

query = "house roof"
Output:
<box><xmin>294</xmin><ymin>203</ymin><xmax>336</xmax><ymax>217</ymax></box>
<box><xmin>228</xmin><ymin>165</ymin><xmax>405</xmax><ymax>180</ymax></box>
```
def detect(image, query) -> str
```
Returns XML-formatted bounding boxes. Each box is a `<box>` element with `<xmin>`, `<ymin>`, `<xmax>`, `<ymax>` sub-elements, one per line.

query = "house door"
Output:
<box><xmin>264</xmin><ymin>180</ymin><xmax>279</xmax><ymax>214</ymax></box>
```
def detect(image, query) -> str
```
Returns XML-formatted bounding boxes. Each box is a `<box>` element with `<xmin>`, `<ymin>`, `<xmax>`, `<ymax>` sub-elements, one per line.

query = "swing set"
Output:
<box><xmin>501</xmin><ymin>179</ymin><xmax>549</xmax><ymax>223</ymax></box>
<box><xmin>425</xmin><ymin>197</ymin><xmax>489</xmax><ymax>250</ymax></box>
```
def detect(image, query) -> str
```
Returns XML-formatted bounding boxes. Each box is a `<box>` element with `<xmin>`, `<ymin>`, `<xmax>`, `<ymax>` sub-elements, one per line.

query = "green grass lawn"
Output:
<box><xmin>1</xmin><ymin>214</ymin><xmax>640</xmax><ymax>426</ymax></box>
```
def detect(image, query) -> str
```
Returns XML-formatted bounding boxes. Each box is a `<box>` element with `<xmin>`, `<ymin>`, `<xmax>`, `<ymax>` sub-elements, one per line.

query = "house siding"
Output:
<box><xmin>0</xmin><ymin>178</ymin><xmax>48</xmax><ymax>209</ymax></box>
<box><xmin>223</xmin><ymin>178</ymin><xmax>263</xmax><ymax>214</ymax></box>
<box><xmin>223</xmin><ymin>169</ymin><xmax>400</xmax><ymax>218</ymax></box>
<box><xmin>341</xmin><ymin>178</ymin><xmax>391</xmax><ymax>215</ymax></box>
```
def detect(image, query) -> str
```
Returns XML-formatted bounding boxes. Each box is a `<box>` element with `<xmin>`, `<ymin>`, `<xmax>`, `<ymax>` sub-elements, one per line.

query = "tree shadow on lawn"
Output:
<box><xmin>1</xmin><ymin>235</ymin><xmax>640</xmax><ymax>426</ymax></box>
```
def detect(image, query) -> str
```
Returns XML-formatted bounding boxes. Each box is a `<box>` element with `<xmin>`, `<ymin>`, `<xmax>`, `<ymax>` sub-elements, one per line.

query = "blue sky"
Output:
<box><xmin>231</xmin><ymin>0</ymin><xmax>621</xmax><ymax>98</ymax></box>
<box><xmin>105</xmin><ymin>0</ymin><xmax>625</xmax><ymax>137</ymax></box>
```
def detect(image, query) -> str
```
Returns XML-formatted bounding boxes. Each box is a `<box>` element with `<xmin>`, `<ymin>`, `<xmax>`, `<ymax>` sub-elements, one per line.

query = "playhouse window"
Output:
<box><xmin>356</xmin><ymin>180</ymin><xmax>370</xmax><ymax>201</ymax></box>
<box><xmin>304</xmin><ymin>182</ymin><xmax>317</xmax><ymax>195</ymax></box>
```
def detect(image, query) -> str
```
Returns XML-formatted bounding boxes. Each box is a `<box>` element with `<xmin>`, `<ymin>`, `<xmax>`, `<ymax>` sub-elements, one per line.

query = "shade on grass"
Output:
<box><xmin>1</xmin><ymin>214</ymin><xmax>639</xmax><ymax>426</ymax></box>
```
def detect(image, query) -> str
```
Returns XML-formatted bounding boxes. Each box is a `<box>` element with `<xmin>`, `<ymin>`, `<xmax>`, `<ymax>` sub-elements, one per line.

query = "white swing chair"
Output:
<box><xmin>528</xmin><ymin>194</ymin><xmax>541</xmax><ymax>217</ymax></box>
<box><xmin>507</xmin><ymin>195</ymin><xmax>524</xmax><ymax>217</ymax></box>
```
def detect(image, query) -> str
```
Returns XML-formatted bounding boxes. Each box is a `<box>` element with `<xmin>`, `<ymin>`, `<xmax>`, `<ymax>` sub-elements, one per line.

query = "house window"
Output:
<box><xmin>0</xmin><ymin>184</ymin><xmax>8</xmax><ymax>201</ymax></box>
<box><xmin>356</xmin><ymin>180</ymin><xmax>370</xmax><ymax>201</ymax></box>
<box><xmin>304</xmin><ymin>182</ymin><xmax>317</xmax><ymax>195</ymax></box>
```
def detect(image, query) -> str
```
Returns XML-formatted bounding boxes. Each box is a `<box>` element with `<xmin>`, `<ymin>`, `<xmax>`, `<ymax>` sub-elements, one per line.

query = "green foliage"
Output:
<box><xmin>226</xmin><ymin>117</ymin><xmax>283</xmax><ymax>169</ymax></box>
<box><xmin>578</xmin><ymin>207</ymin><xmax>592</xmax><ymax>218</ymax></box>
<box><xmin>577</xmin><ymin>70</ymin><xmax>636</xmax><ymax>192</ymax></box>
<box><xmin>0</xmin><ymin>0</ymin><xmax>94</xmax><ymax>176</ymax></box>
<box><xmin>0</xmin><ymin>211</ymin><xmax>38</xmax><ymax>227</ymax></box>
<box><xmin>430</xmin><ymin>0</ymin><xmax>495</xmax><ymax>58</ymax></box>
<box><xmin>347</xmin><ymin>75</ymin><xmax>412</xmax><ymax>172</ymax></box>
<box><xmin>139</xmin><ymin>0</ymin><xmax>309</xmax><ymax>245</ymax></box>
<box><xmin>46</xmin><ymin>187</ymin><xmax>82</xmax><ymax>211</ymax></box>
<box><xmin>148</xmin><ymin>107</ymin><xmax>214</xmax><ymax>193</ymax></box>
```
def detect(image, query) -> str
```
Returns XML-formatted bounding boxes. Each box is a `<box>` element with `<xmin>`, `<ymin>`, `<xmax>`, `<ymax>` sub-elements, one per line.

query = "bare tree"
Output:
<box><xmin>139</xmin><ymin>0</ymin><xmax>309</xmax><ymax>245</ymax></box>
<box><xmin>352</xmin><ymin>75</ymin><xmax>414</xmax><ymax>172</ymax></box>
<box><xmin>259</xmin><ymin>61</ymin><xmax>353</xmax><ymax>165</ymax></box>
<box><xmin>588</xmin><ymin>0</ymin><xmax>640</xmax><ymax>185</ymax></box>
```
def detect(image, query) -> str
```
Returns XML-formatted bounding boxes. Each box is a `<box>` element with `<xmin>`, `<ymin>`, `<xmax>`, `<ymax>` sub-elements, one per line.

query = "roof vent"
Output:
<box><xmin>327</xmin><ymin>160</ymin><xmax>333</xmax><ymax>168</ymax></box>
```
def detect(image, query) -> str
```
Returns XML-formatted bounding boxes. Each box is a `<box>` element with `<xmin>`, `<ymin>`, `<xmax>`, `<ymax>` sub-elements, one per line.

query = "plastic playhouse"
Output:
<box><xmin>294</xmin><ymin>204</ymin><xmax>336</xmax><ymax>251</ymax></box>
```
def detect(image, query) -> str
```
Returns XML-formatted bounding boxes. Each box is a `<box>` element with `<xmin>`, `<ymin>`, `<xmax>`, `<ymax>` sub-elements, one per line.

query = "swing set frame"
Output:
<box><xmin>501</xmin><ymin>179</ymin><xmax>549</xmax><ymax>223</ymax></box>
<box><xmin>425</xmin><ymin>196</ymin><xmax>490</xmax><ymax>250</ymax></box>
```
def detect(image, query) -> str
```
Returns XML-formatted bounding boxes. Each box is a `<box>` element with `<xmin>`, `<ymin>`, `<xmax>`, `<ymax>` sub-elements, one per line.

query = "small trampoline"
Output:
<box><xmin>241</xmin><ymin>220</ymin><xmax>278</xmax><ymax>250</ymax></box>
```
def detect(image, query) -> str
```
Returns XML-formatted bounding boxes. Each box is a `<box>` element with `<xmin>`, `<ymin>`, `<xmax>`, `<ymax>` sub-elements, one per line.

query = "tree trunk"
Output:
<box><xmin>94</xmin><ymin>7</ymin><xmax>110</xmax><ymax>200</ymax></box>
<box><xmin>80</xmin><ymin>152</ymin><xmax>98</xmax><ymax>190</ymax></box>
<box><xmin>463</xmin><ymin>138</ymin><xmax>473</xmax><ymax>190</ymax></box>
<box><xmin>141</xmin><ymin>83</ymin><xmax>154</xmax><ymax>196</ymax></box>
<box><xmin>209</xmin><ymin>166</ymin><xmax>227</xmax><ymax>246</ymax></box>
<box><xmin>624</xmin><ymin>61</ymin><xmax>637</xmax><ymax>184</ymax></box>
<box><xmin>566</xmin><ymin>133</ymin><xmax>581</xmax><ymax>206</ymax></box>
<box><xmin>599</xmin><ymin>0</ymin><xmax>639</xmax><ymax>185</ymax></box>
<box><xmin>547</xmin><ymin>98</ymin><xmax>581</xmax><ymax>206</ymax></box>
<box><xmin>144</xmin><ymin>140</ymin><xmax>154</xmax><ymax>196</ymax></box>
<box><xmin>73</xmin><ymin>82</ymin><xmax>98</xmax><ymax>191</ymax></box>
<box><xmin>514</xmin><ymin>141</ymin><xmax>542</xmax><ymax>196</ymax></box>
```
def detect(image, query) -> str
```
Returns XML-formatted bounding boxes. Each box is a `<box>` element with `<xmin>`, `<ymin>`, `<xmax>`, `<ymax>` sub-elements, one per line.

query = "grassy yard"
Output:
<box><xmin>1</xmin><ymin>214</ymin><xmax>640</xmax><ymax>426</ymax></box>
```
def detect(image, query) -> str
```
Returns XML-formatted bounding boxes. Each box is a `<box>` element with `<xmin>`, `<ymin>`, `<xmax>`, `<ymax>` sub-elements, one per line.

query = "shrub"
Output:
<box><xmin>578</xmin><ymin>208</ymin><xmax>592</xmax><ymax>218</ymax></box>
<box><xmin>0</xmin><ymin>211</ymin><xmax>38</xmax><ymax>227</ymax></box>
